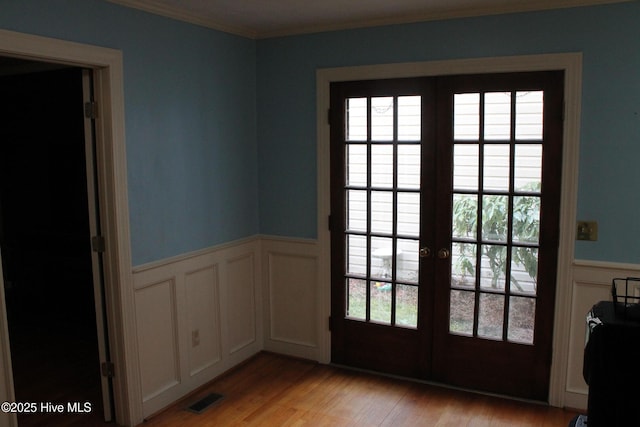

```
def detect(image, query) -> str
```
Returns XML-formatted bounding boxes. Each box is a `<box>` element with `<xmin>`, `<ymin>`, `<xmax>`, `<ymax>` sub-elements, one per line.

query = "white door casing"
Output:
<box><xmin>0</xmin><ymin>30</ymin><xmax>141</xmax><ymax>426</ymax></box>
<box><xmin>316</xmin><ymin>53</ymin><xmax>582</xmax><ymax>407</ymax></box>
<box><xmin>0</xmin><ymin>251</ymin><xmax>16</xmax><ymax>427</ymax></box>
<box><xmin>82</xmin><ymin>69</ymin><xmax>115</xmax><ymax>422</ymax></box>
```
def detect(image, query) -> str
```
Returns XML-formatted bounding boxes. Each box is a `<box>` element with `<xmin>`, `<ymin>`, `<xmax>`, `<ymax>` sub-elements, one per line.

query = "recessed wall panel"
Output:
<box><xmin>135</xmin><ymin>279</ymin><xmax>179</xmax><ymax>401</ymax></box>
<box><xmin>227</xmin><ymin>254</ymin><xmax>256</xmax><ymax>353</ymax></box>
<box><xmin>185</xmin><ymin>265</ymin><xmax>221</xmax><ymax>376</ymax></box>
<box><xmin>268</xmin><ymin>253</ymin><xmax>317</xmax><ymax>347</ymax></box>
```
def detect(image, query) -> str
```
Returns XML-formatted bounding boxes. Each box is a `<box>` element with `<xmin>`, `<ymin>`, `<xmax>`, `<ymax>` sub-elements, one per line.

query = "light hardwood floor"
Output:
<box><xmin>143</xmin><ymin>352</ymin><xmax>580</xmax><ymax>426</ymax></box>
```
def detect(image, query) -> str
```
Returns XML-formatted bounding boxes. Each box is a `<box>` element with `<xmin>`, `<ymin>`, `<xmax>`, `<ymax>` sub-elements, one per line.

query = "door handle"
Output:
<box><xmin>437</xmin><ymin>248</ymin><xmax>451</xmax><ymax>259</ymax></box>
<box><xmin>419</xmin><ymin>247</ymin><xmax>431</xmax><ymax>258</ymax></box>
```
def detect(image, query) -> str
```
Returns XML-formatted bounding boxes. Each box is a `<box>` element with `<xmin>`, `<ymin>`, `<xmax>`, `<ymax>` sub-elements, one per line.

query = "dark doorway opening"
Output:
<box><xmin>0</xmin><ymin>60</ymin><xmax>110</xmax><ymax>426</ymax></box>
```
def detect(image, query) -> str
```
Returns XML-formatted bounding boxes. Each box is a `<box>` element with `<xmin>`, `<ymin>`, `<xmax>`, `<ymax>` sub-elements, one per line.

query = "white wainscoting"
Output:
<box><xmin>260</xmin><ymin>236</ymin><xmax>323</xmax><ymax>361</ymax></box>
<box><xmin>130</xmin><ymin>235</ymin><xmax>640</xmax><ymax>418</ymax></box>
<box><xmin>132</xmin><ymin>237</ymin><xmax>262</xmax><ymax>417</ymax></box>
<box><xmin>563</xmin><ymin>260</ymin><xmax>640</xmax><ymax>410</ymax></box>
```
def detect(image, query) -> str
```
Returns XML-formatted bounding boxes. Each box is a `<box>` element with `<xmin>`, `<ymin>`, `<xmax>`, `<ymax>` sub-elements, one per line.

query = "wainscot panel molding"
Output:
<box><xmin>260</xmin><ymin>236</ymin><xmax>323</xmax><ymax>361</ymax></box>
<box><xmin>564</xmin><ymin>260</ymin><xmax>640</xmax><ymax>410</ymax></box>
<box><xmin>129</xmin><ymin>236</ymin><xmax>637</xmax><ymax>418</ymax></box>
<box><xmin>132</xmin><ymin>237</ymin><xmax>262</xmax><ymax>417</ymax></box>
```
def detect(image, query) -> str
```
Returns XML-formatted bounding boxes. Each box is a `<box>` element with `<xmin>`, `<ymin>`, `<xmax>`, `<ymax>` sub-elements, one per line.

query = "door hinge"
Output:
<box><xmin>101</xmin><ymin>361</ymin><xmax>115</xmax><ymax>378</ymax></box>
<box><xmin>84</xmin><ymin>101</ymin><xmax>98</xmax><ymax>119</ymax></box>
<box><xmin>91</xmin><ymin>235</ymin><xmax>106</xmax><ymax>253</ymax></box>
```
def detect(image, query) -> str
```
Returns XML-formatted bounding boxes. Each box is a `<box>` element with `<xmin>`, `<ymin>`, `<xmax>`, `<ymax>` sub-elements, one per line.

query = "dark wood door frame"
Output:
<box><xmin>330</xmin><ymin>71</ymin><xmax>565</xmax><ymax>400</ymax></box>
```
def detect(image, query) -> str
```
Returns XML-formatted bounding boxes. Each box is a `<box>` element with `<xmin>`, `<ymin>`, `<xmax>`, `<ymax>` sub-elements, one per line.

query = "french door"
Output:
<box><xmin>330</xmin><ymin>71</ymin><xmax>564</xmax><ymax>400</ymax></box>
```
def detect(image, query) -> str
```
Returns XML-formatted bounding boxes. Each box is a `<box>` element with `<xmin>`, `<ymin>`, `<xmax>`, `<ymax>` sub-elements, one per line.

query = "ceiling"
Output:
<box><xmin>107</xmin><ymin>0</ymin><xmax>628</xmax><ymax>39</ymax></box>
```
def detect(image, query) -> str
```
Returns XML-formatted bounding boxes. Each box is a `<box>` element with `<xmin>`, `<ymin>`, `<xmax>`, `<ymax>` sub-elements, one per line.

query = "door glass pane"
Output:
<box><xmin>512</xmin><ymin>196</ymin><xmax>540</xmax><ymax>244</ymax></box>
<box><xmin>483</xmin><ymin>144</ymin><xmax>510</xmax><ymax>191</ymax></box>
<box><xmin>346</xmin><ymin>278</ymin><xmax>366</xmax><ymax>320</ymax></box>
<box><xmin>347</xmin><ymin>190</ymin><xmax>367</xmax><ymax>232</ymax></box>
<box><xmin>397</xmin><ymin>192</ymin><xmax>420</xmax><ymax>236</ymax></box>
<box><xmin>516</xmin><ymin>91</ymin><xmax>543</xmax><ymax>140</ymax></box>
<box><xmin>371</xmin><ymin>97</ymin><xmax>394</xmax><ymax>141</ymax></box>
<box><xmin>453</xmin><ymin>144</ymin><xmax>479</xmax><ymax>190</ymax></box>
<box><xmin>342</xmin><ymin>91</ymin><xmax>424</xmax><ymax>331</ymax></box>
<box><xmin>454</xmin><ymin>93</ymin><xmax>479</xmax><ymax>140</ymax></box>
<box><xmin>396</xmin><ymin>284</ymin><xmax>418</xmax><ymax>328</ymax></box>
<box><xmin>450</xmin><ymin>290</ymin><xmax>474</xmax><ymax>336</ymax></box>
<box><xmin>449</xmin><ymin>86</ymin><xmax>549</xmax><ymax>346</ymax></box>
<box><xmin>452</xmin><ymin>193</ymin><xmax>477</xmax><ymax>239</ymax></box>
<box><xmin>508</xmin><ymin>296</ymin><xmax>535</xmax><ymax>344</ymax></box>
<box><xmin>514</xmin><ymin>144</ymin><xmax>542</xmax><ymax>191</ymax></box>
<box><xmin>398</xmin><ymin>145</ymin><xmax>421</xmax><ymax>189</ymax></box>
<box><xmin>451</xmin><ymin>242</ymin><xmax>476</xmax><ymax>288</ymax></box>
<box><xmin>482</xmin><ymin>195</ymin><xmax>509</xmax><ymax>242</ymax></box>
<box><xmin>370</xmin><ymin>280</ymin><xmax>392</xmax><ymax>324</ymax></box>
<box><xmin>478</xmin><ymin>293</ymin><xmax>504</xmax><ymax>340</ymax></box>
<box><xmin>484</xmin><ymin>92</ymin><xmax>511</xmax><ymax>140</ymax></box>
<box><xmin>480</xmin><ymin>244</ymin><xmax>507</xmax><ymax>291</ymax></box>
<box><xmin>397</xmin><ymin>239</ymin><xmax>419</xmax><ymax>283</ymax></box>
<box><xmin>347</xmin><ymin>144</ymin><xmax>367</xmax><ymax>187</ymax></box>
<box><xmin>346</xmin><ymin>98</ymin><xmax>367</xmax><ymax>141</ymax></box>
<box><xmin>371</xmin><ymin>144</ymin><xmax>393</xmax><ymax>188</ymax></box>
<box><xmin>371</xmin><ymin>236</ymin><xmax>394</xmax><ymax>280</ymax></box>
<box><xmin>371</xmin><ymin>191</ymin><xmax>393</xmax><ymax>234</ymax></box>
<box><xmin>511</xmin><ymin>247</ymin><xmax>538</xmax><ymax>295</ymax></box>
<box><xmin>346</xmin><ymin>234</ymin><xmax>367</xmax><ymax>276</ymax></box>
<box><xmin>398</xmin><ymin>96</ymin><xmax>421</xmax><ymax>141</ymax></box>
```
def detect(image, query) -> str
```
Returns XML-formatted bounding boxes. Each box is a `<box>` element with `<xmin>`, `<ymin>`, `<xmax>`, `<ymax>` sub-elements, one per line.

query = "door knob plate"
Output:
<box><xmin>419</xmin><ymin>247</ymin><xmax>431</xmax><ymax>258</ymax></box>
<box><xmin>438</xmin><ymin>248</ymin><xmax>451</xmax><ymax>259</ymax></box>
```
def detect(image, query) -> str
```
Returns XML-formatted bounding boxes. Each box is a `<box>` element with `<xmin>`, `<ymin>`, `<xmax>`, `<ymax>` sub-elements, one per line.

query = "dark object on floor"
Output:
<box><xmin>186</xmin><ymin>393</ymin><xmax>224</xmax><ymax>414</ymax></box>
<box><xmin>584</xmin><ymin>301</ymin><xmax>640</xmax><ymax>427</ymax></box>
<box><xmin>568</xmin><ymin>414</ymin><xmax>587</xmax><ymax>427</ymax></box>
<box><xmin>611</xmin><ymin>277</ymin><xmax>640</xmax><ymax>320</ymax></box>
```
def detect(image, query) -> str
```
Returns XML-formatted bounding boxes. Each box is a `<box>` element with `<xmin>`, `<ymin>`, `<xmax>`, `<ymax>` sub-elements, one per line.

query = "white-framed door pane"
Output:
<box><xmin>483</xmin><ymin>144</ymin><xmax>510</xmax><ymax>191</ymax></box>
<box><xmin>515</xmin><ymin>91</ymin><xmax>543</xmax><ymax>140</ymax></box>
<box><xmin>397</xmin><ymin>145</ymin><xmax>421</xmax><ymax>189</ymax></box>
<box><xmin>347</xmin><ymin>97</ymin><xmax>367</xmax><ymax>141</ymax></box>
<box><xmin>450</xmin><ymin>289</ymin><xmax>475</xmax><ymax>336</ymax></box>
<box><xmin>347</xmin><ymin>144</ymin><xmax>367</xmax><ymax>187</ymax></box>
<box><xmin>347</xmin><ymin>190</ymin><xmax>367</xmax><ymax>232</ymax></box>
<box><xmin>453</xmin><ymin>144</ymin><xmax>479</xmax><ymax>190</ymax></box>
<box><xmin>371</xmin><ymin>97</ymin><xmax>394</xmax><ymax>141</ymax></box>
<box><xmin>371</xmin><ymin>191</ymin><xmax>393</xmax><ymax>234</ymax></box>
<box><xmin>514</xmin><ymin>144</ymin><xmax>542</xmax><ymax>191</ymax></box>
<box><xmin>370</xmin><ymin>280</ymin><xmax>392</xmax><ymax>324</ymax></box>
<box><xmin>397</xmin><ymin>238</ymin><xmax>419</xmax><ymax>283</ymax></box>
<box><xmin>371</xmin><ymin>144</ymin><xmax>393</xmax><ymax>188</ymax></box>
<box><xmin>397</xmin><ymin>192</ymin><xmax>420</xmax><ymax>237</ymax></box>
<box><xmin>454</xmin><ymin>93</ymin><xmax>480</xmax><ymax>140</ymax></box>
<box><xmin>398</xmin><ymin>95</ymin><xmax>421</xmax><ymax>141</ymax></box>
<box><xmin>396</xmin><ymin>284</ymin><xmax>418</xmax><ymax>328</ymax></box>
<box><xmin>508</xmin><ymin>296</ymin><xmax>535</xmax><ymax>344</ymax></box>
<box><xmin>346</xmin><ymin>234</ymin><xmax>367</xmax><ymax>276</ymax></box>
<box><xmin>478</xmin><ymin>293</ymin><xmax>504</xmax><ymax>340</ymax></box>
<box><xmin>346</xmin><ymin>278</ymin><xmax>367</xmax><ymax>320</ymax></box>
<box><xmin>484</xmin><ymin>92</ymin><xmax>511</xmax><ymax>140</ymax></box>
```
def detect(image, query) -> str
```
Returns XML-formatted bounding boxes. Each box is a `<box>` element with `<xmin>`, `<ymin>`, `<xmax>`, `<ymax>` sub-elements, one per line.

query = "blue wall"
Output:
<box><xmin>1</xmin><ymin>1</ymin><xmax>639</xmax><ymax>265</ymax></box>
<box><xmin>0</xmin><ymin>0</ymin><xmax>258</xmax><ymax>265</ymax></box>
<box><xmin>257</xmin><ymin>2</ymin><xmax>640</xmax><ymax>263</ymax></box>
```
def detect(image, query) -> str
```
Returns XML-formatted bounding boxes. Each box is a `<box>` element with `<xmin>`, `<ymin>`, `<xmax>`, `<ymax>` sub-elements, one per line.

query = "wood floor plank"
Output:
<box><xmin>144</xmin><ymin>353</ymin><xmax>579</xmax><ymax>427</ymax></box>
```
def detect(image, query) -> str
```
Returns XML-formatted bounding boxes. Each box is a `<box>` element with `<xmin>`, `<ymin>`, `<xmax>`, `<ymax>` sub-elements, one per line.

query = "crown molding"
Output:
<box><xmin>107</xmin><ymin>0</ymin><xmax>630</xmax><ymax>39</ymax></box>
<box><xmin>106</xmin><ymin>0</ymin><xmax>259</xmax><ymax>38</ymax></box>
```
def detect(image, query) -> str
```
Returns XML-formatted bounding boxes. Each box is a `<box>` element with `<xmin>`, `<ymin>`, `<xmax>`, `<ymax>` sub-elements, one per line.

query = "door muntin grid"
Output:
<box><xmin>344</xmin><ymin>95</ymin><xmax>422</xmax><ymax>329</ymax></box>
<box><xmin>449</xmin><ymin>91</ymin><xmax>543</xmax><ymax>344</ymax></box>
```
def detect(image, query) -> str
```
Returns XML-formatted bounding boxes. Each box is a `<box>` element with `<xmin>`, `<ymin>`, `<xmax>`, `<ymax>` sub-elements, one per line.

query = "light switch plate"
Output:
<box><xmin>576</xmin><ymin>221</ymin><xmax>598</xmax><ymax>241</ymax></box>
